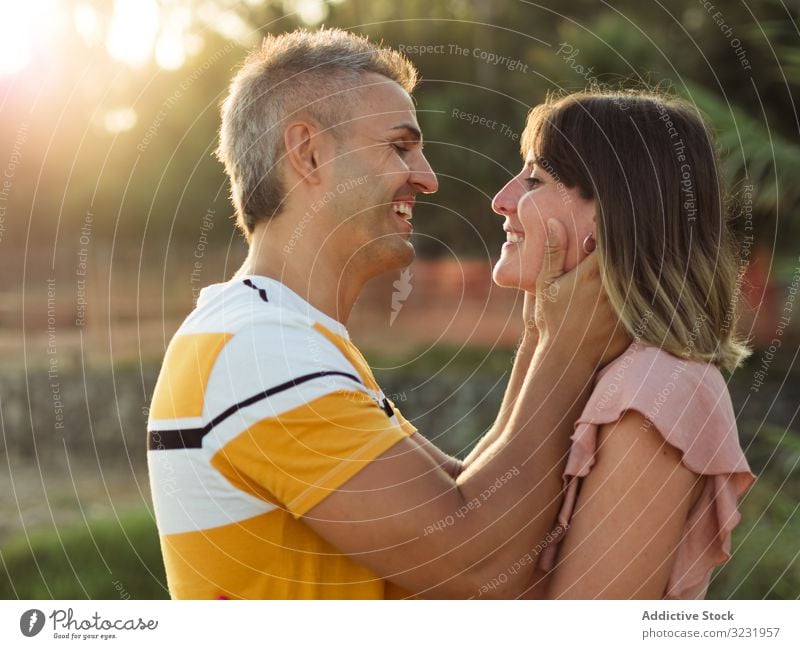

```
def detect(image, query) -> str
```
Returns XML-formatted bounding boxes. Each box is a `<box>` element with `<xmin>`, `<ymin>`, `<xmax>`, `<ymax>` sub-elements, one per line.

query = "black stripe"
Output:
<box><xmin>148</xmin><ymin>370</ymin><xmax>361</xmax><ymax>450</ymax></box>
<box><xmin>243</xmin><ymin>278</ymin><xmax>269</xmax><ymax>303</ymax></box>
<box><xmin>148</xmin><ymin>427</ymin><xmax>205</xmax><ymax>451</ymax></box>
<box><xmin>381</xmin><ymin>398</ymin><xmax>394</xmax><ymax>418</ymax></box>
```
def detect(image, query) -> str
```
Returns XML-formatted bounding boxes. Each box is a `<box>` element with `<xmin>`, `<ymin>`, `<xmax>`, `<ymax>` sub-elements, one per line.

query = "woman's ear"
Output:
<box><xmin>575</xmin><ymin>202</ymin><xmax>598</xmax><ymax>260</ymax></box>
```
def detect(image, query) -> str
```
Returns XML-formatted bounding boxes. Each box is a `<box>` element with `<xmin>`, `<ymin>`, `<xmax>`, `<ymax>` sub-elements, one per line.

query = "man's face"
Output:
<box><xmin>323</xmin><ymin>73</ymin><xmax>438</xmax><ymax>278</ymax></box>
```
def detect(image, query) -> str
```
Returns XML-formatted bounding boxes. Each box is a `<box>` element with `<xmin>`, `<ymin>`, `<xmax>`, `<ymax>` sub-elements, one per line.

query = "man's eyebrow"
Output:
<box><xmin>388</xmin><ymin>124</ymin><xmax>422</xmax><ymax>142</ymax></box>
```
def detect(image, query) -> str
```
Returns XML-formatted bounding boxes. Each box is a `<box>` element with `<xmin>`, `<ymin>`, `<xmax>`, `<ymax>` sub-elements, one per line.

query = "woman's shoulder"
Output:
<box><xmin>588</xmin><ymin>342</ymin><xmax>729</xmax><ymax>417</ymax></box>
<box><xmin>592</xmin><ymin>343</ymin><xmax>728</xmax><ymax>399</ymax></box>
<box><xmin>580</xmin><ymin>342</ymin><xmax>747</xmax><ymax>476</ymax></box>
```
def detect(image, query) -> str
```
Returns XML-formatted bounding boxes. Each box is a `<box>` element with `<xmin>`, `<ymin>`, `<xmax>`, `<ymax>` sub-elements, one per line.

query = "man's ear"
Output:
<box><xmin>284</xmin><ymin>121</ymin><xmax>323</xmax><ymax>185</ymax></box>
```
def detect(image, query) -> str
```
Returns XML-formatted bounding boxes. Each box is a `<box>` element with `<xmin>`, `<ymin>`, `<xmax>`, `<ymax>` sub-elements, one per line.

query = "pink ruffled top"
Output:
<box><xmin>538</xmin><ymin>342</ymin><xmax>755</xmax><ymax>599</ymax></box>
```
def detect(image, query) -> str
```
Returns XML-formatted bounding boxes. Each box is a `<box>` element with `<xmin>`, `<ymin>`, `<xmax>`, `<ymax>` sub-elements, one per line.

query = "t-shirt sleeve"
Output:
<box><xmin>537</xmin><ymin>345</ymin><xmax>755</xmax><ymax>599</ymax></box>
<box><xmin>384</xmin><ymin>396</ymin><xmax>417</xmax><ymax>438</ymax></box>
<box><xmin>203</xmin><ymin>318</ymin><xmax>415</xmax><ymax>518</ymax></box>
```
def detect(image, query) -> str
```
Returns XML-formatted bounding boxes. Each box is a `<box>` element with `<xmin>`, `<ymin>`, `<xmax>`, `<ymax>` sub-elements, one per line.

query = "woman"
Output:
<box><xmin>491</xmin><ymin>89</ymin><xmax>755</xmax><ymax>599</ymax></box>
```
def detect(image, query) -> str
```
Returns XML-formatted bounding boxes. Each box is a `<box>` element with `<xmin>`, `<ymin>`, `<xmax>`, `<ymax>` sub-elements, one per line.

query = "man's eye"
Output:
<box><xmin>392</xmin><ymin>142</ymin><xmax>410</xmax><ymax>155</ymax></box>
<box><xmin>524</xmin><ymin>176</ymin><xmax>541</xmax><ymax>189</ymax></box>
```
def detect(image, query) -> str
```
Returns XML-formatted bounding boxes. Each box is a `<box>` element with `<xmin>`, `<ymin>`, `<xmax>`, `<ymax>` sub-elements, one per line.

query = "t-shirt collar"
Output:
<box><xmin>233</xmin><ymin>274</ymin><xmax>351</xmax><ymax>340</ymax></box>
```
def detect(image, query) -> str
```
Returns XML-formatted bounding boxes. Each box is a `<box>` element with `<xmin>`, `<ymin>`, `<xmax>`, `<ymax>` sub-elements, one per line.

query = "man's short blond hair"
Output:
<box><xmin>215</xmin><ymin>28</ymin><xmax>418</xmax><ymax>238</ymax></box>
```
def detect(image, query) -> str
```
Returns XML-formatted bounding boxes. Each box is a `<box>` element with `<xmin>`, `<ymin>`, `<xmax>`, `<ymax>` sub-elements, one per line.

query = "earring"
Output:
<box><xmin>582</xmin><ymin>233</ymin><xmax>596</xmax><ymax>254</ymax></box>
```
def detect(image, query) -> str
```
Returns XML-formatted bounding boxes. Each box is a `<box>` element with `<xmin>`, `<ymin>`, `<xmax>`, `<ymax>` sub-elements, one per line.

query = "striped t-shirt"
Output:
<box><xmin>147</xmin><ymin>276</ymin><xmax>417</xmax><ymax>599</ymax></box>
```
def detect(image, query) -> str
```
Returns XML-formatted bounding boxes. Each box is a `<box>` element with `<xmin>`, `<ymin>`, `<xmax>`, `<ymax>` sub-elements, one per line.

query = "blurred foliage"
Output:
<box><xmin>1</xmin><ymin>0</ymin><xmax>798</xmax><ymax>261</ymax></box>
<box><xmin>709</xmin><ymin>425</ymin><xmax>800</xmax><ymax>598</ymax></box>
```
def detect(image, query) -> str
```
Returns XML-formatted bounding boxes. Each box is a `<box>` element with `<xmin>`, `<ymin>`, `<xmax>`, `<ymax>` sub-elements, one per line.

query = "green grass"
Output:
<box><xmin>0</xmin><ymin>508</ymin><xmax>168</xmax><ymax>599</ymax></box>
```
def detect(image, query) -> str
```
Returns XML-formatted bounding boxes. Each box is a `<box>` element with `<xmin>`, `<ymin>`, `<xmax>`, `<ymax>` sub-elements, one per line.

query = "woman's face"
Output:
<box><xmin>492</xmin><ymin>153</ymin><xmax>596</xmax><ymax>292</ymax></box>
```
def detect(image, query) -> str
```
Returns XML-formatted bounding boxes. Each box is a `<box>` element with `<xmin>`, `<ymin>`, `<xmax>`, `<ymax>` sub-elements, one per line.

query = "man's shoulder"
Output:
<box><xmin>149</xmin><ymin>280</ymin><xmax>367</xmax><ymax>431</ymax></box>
<box><xmin>184</xmin><ymin>278</ymin><xmax>315</xmax><ymax>337</ymax></box>
<box><xmin>175</xmin><ymin>281</ymin><xmax>359</xmax><ymax>391</ymax></box>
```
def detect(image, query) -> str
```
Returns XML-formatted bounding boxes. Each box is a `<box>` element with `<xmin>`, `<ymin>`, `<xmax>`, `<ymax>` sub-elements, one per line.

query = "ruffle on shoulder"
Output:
<box><xmin>538</xmin><ymin>343</ymin><xmax>755</xmax><ymax>599</ymax></box>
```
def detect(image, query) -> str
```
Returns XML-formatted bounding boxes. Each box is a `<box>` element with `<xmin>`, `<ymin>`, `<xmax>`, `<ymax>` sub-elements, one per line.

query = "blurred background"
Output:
<box><xmin>1</xmin><ymin>0</ymin><xmax>798</xmax><ymax>599</ymax></box>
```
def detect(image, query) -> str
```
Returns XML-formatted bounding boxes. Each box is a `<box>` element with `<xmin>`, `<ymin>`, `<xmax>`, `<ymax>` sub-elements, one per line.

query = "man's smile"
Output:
<box><xmin>392</xmin><ymin>201</ymin><xmax>414</xmax><ymax>220</ymax></box>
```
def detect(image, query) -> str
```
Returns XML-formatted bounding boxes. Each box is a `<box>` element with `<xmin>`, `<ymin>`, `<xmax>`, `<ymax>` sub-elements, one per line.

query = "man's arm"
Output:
<box><xmin>303</xmin><ymin>221</ymin><xmax>626</xmax><ymax>598</ymax></box>
<box><xmin>303</xmin><ymin>339</ymin><xmax>594</xmax><ymax>598</ymax></box>
<box><xmin>409</xmin><ymin>432</ymin><xmax>463</xmax><ymax>480</ymax></box>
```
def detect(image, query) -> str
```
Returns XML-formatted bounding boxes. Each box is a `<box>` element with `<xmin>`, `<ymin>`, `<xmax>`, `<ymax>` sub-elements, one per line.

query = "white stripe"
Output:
<box><xmin>148</xmin><ymin>415</ymin><xmax>204</xmax><ymax>432</ymax></box>
<box><xmin>202</xmin><ymin>315</ymin><xmax>360</xmax><ymax>416</ymax></box>
<box><xmin>147</xmin><ymin>448</ymin><xmax>276</xmax><ymax>535</ymax></box>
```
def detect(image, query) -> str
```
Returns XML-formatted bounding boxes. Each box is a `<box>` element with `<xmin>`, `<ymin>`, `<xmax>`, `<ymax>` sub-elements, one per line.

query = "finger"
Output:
<box><xmin>537</xmin><ymin>219</ymin><xmax>567</xmax><ymax>285</ymax></box>
<box><xmin>555</xmin><ymin>251</ymin><xmax>601</xmax><ymax>299</ymax></box>
<box><xmin>570</xmin><ymin>249</ymin><xmax>600</xmax><ymax>280</ymax></box>
<box><xmin>552</xmin><ymin>252</ymin><xmax>607</xmax><ymax>306</ymax></box>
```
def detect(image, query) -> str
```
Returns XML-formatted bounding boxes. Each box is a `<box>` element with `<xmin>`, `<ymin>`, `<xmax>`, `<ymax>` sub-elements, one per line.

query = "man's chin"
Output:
<box><xmin>389</xmin><ymin>233</ymin><xmax>415</xmax><ymax>259</ymax></box>
<box><xmin>359</xmin><ymin>239</ymin><xmax>415</xmax><ymax>278</ymax></box>
<box><xmin>386</xmin><ymin>242</ymin><xmax>415</xmax><ymax>273</ymax></box>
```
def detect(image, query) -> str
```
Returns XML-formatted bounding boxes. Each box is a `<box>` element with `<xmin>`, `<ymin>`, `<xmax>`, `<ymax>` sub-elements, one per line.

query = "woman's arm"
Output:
<box><xmin>544</xmin><ymin>410</ymin><xmax>705</xmax><ymax>599</ymax></box>
<box><xmin>461</xmin><ymin>294</ymin><xmax>539</xmax><ymax>470</ymax></box>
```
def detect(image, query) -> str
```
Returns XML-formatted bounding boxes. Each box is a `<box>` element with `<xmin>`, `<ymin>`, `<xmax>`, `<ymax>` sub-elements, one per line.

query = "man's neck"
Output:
<box><xmin>234</xmin><ymin>223</ymin><xmax>365</xmax><ymax>325</ymax></box>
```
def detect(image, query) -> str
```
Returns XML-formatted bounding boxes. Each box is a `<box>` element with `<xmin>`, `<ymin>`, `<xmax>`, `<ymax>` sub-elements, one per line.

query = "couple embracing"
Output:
<box><xmin>147</xmin><ymin>28</ymin><xmax>754</xmax><ymax>600</ymax></box>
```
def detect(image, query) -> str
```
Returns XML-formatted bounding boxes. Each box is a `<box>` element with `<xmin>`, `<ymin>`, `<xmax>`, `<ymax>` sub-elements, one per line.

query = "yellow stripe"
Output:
<box><xmin>313</xmin><ymin>323</ymin><xmax>417</xmax><ymax>437</ymax></box>
<box><xmin>211</xmin><ymin>390</ymin><xmax>409</xmax><ymax>518</ymax></box>
<box><xmin>150</xmin><ymin>333</ymin><xmax>233</xmax><ymax>420</ymax></box>
<box><xmin>161</xmin><ymin>510</ymin><xmax>413</xmax><ymax>599</ymax></box>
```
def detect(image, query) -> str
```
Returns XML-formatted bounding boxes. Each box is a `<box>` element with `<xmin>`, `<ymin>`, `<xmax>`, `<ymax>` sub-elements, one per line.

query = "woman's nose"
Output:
<box><xmin>492</xmin><ymin>177</ymin><xmax>522</xmax><ymax>216</ymax></box>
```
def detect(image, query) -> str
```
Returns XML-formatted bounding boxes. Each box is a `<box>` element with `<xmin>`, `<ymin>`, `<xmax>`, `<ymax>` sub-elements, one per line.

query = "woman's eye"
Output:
<box><xmin>524</xmin><ymin>176</ymin><xmax>541</xmax><ymax>189</ymax></box>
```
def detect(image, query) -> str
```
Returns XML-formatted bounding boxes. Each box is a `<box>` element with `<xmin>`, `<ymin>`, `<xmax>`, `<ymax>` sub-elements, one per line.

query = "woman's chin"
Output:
<box><xmin>492</xmin><ymin>262</ymin><xmax>523</xmax><ymax>289</ymax></box>
<box><xmin>494</xmin><ymin>245</ymin><xmax>541</xmax><ymax>291</ymax></box>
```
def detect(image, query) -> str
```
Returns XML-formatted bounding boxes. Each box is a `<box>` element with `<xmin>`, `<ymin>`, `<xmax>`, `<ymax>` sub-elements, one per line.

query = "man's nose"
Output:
<box><xmin>492</xmin><ymin>177</ymin><xmax>522</xmax><ymax>216</ymax></box>
<box><xmin>410</xmin><ymin>152</ymin><xmax>438</xmax><ymax>194</ymax></box>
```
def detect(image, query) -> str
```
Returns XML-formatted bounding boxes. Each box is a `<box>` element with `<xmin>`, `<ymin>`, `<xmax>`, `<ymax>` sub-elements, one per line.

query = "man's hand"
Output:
<box><xmin>521</xmin><ymin>291</ymin><xmax>538</xmax><ymax>343</ymax></box>
<box><xmin>535</xmin><ymin>219</ymin><xmax>630</xmax><ymax>368</ymax></box>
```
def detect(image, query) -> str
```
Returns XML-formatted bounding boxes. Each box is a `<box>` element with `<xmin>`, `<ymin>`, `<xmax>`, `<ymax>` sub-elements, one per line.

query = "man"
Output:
<box><xmin>147</xmin><ymin>28</ymin><xmax>624</xmax><ymax>599</ymax></box>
